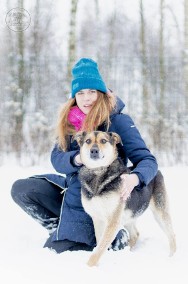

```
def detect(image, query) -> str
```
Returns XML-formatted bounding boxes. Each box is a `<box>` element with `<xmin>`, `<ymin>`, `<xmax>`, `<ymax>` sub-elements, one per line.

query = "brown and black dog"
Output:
<box><xmin>74</xmin><ymin>131</ymin><xmax>176</xmax><ymax>266</ymax></box>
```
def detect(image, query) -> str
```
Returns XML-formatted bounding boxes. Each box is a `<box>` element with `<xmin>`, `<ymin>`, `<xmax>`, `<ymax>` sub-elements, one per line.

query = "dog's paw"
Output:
<box><xmin>109</xmin><ymin>229</ymin><xmax>129</xmax><ymax>251</ymax></box>
<box><xmin>87</xmin><ymin>253</ymin><xmax>99</xmax><ymax>267</ymax></box>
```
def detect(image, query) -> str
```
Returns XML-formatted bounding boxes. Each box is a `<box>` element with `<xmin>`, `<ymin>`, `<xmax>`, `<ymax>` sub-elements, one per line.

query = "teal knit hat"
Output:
<box><xmin>71</xmin><ymin>58</ymin><xmax>108</xmax><ymax>98</ymax></box>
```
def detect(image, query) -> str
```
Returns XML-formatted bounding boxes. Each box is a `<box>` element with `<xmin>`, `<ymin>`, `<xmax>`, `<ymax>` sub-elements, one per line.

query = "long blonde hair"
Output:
<box><xmin>56</xmin><ymin>91</ymin><xmax>117</xmax><ymax>151</ymax></box>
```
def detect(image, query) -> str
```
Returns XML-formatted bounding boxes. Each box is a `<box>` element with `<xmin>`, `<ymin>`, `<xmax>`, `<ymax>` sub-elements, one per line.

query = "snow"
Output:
<box><xmin>0</xmin><ymin>163</ymin><xmax>187</xmax><ymax>284</ymax></box>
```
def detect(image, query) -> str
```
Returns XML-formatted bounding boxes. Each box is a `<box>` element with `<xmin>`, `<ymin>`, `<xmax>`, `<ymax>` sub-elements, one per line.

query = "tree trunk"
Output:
<box><xmin>159</xmin><ymin>0</ymin><xmax>165</xmax><ymax>117</ymax></box>
<box><xmin>140</xmin><ymin>0</ymin><xmax>149</xmax><ymax>118</ymax></box>
<box><xmin>67</xmin><ymin>0</ymin><xmax>78</xmax><ymax>85</ymax></box>
<box><xmin>14</xmin><ymin>0</ymin><xmax>25</xmax><ymax>156</ymax></box>
<box><xmin>33</xmin><ymin>0</ymin><xmax>42</xmax><ymax>110</ymax></box>
<box><xmin>108</xmin><ymin>1</ymin><xmax>117</xmax><ymax>81</ymax></box>
<box><xmin>184</xmin><ymin>0</ymin><xmax>188</xmax><ymax>110</ymax></box>
<box><xmin>94</xmin><ymin>0</ymin><xmax>100</xmax><ymax>61</ymax></box>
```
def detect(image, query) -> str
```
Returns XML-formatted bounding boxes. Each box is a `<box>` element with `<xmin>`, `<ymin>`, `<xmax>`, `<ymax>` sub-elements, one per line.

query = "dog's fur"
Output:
<box><xmin>74</xmin><ymin>131</ymin><xmax>176</xmax><ymax>266</ymax></box>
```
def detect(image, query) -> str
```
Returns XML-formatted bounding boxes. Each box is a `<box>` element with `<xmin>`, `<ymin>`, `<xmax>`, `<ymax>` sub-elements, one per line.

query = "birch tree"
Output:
<box><xmin>159</xmin><ymin>0</ymin><xmax>165</xmax><ymax>117</ymax></box>
<box><xmin>67</xmin><ymin>0</ymin><xmax>78</xmax><ymax>84</ymax></box>
<box><xmin>14</xmin><ymin>0</ymin><xmax>25</xmax><ymax>155</ymax></box>
<box><xmin>184</xmin><ymin>0</ymin><xmax>188</xmax><ymax>109</ymax></box>
<box><xmin>140</xmin><ymin>0</ymin><xmax>149</xmax><ymax>118</ymax></box>
<box><xmin>32</xmin><ymin>0</ymin><xmax>42</xmax><ymax>109</ymax></box>
<box><xmin>94</xmin><ymin>0</ymin><xmax>100</xmax><ymax>61</ymax></box>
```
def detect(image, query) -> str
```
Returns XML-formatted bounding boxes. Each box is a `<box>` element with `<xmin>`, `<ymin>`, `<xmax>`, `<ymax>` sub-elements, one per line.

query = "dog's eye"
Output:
<box><xmin>101</xmin><ymin>139</ymin><xmax>107</xmax><ymax>144</ymax></box>
<box><xmin>85</xmin><ymin>139</ymin><xmax>91</xmax><ymax>144</ymax></box>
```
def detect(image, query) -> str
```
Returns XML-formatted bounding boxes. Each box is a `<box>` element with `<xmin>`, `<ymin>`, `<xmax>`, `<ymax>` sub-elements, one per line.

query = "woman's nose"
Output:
<box><xmin>83</xmin><ymin>92</ymin><xmax>91</xmax><ymax>100</ymax></box>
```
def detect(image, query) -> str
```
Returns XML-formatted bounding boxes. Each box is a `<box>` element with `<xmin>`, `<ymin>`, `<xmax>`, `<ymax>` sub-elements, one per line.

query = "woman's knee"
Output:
<box><xmin>11</xmin><ymin>179</ymin><xmax>30</xmax><ymax>202</ymax></box>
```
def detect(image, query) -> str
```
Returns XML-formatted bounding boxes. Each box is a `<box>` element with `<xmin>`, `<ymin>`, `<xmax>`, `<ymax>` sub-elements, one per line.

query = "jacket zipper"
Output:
<box><xmin>56</xmin><ymin>173</ymin><xmax>76</xmax><ymax>240</ymax></box>
<box><xmin>56</xmin><ymin>189</ymin><xmax>67</xmax><ymax>240</ymax></box>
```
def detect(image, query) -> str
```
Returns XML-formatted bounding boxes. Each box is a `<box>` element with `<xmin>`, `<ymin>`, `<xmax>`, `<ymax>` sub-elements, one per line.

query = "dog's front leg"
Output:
<box><xmin>92</xmin><ymin>217</ymin><xmax>107</xmax><ymax>245</ymax></box>
<box><xmin>87</xmin><ymin>202</ymin><xmax>124</xmax><ymax>267</ymax></box>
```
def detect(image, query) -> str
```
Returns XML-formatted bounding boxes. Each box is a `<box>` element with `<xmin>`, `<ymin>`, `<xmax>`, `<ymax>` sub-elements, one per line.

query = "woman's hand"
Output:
<box><xmin>74</xmin><ymin>154</ymin><xmax>83</xmax><ymax>166</ymax></box>
<box><xmin>120</xmin><ymin>173</ymin><xmax>139</xmax><ymax>201</ymax></box>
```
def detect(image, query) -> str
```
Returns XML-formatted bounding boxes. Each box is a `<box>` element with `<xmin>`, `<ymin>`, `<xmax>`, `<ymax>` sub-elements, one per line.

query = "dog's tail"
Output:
<box><xmin>87</xmin><ymin>201</ymin><xmax>124</xmax><ymax>267</ymax></box>
<box><xmin>150</xmin><ymin>170</ymin><xmax>176</xmax><ymax>256</ymax></box>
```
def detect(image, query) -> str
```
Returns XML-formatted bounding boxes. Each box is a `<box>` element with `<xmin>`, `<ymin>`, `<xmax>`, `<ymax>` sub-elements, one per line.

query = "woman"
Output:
<box><xmin>11</xmin><ymin>58</ymin><xmax>158</xmax><ymax>253</ymax></box>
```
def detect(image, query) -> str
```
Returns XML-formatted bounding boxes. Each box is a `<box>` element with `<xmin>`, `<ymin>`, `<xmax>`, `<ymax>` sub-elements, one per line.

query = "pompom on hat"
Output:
<box><xmin>71</xmin><ymin>58</ymin><xmax>108</xmax><ymax>98</ymax></box>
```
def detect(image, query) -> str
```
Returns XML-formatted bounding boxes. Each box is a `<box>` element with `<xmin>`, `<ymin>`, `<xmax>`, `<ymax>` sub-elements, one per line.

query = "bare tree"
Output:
<box><xmin>94</xmin><ymin>0</ymin><xmax>101</xmax><ymax>61</ymax></box>
<box><xmin>184</xmin><ymin>0</ymin><xmax>188</xmax><ymax>109</ymax></box>
<box><xmin>32</xmin><ymin>0</ymin><xmax>42</xmax><ymax>109</ymax></box>
<box><xmin>13</xmin><ymin>0</ymin><xmax>25</xmax><ymax>155</ymax></box>
<box><xmin>159</xmin><ymin>0</ymin><xmax>165</xmax><ymax>117</ymax></box>
<box><xmin>67</xmin><ymin>0</ymin><xmax>78</xmax><ymax>84</ymax></box>
<box><xmin>140</xmin><ymin>0</ymin><xmax>149</xmax><ymax>118</ymax></box>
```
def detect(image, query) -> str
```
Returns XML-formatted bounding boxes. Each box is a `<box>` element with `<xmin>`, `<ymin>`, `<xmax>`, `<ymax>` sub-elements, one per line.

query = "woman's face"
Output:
<box><xmin>75</xmin><ymin>89</ymin><xmax>98</xmax><ymax>114</ymax></box>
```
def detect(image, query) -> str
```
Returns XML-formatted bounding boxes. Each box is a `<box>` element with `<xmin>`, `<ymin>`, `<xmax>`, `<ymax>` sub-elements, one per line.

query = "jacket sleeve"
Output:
<box><xmin>51</xmin><ymin>144</ymin><xmax>80</xmax><ymax>175</ymax></box>
<box><xmin>114</xmin><ymin>114</ymin><xmax>158</xmax><ymax>187</ymax></box>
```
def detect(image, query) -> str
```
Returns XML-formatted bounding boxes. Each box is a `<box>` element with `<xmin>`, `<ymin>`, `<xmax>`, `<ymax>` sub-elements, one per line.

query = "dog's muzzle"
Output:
<box><xmin>90</xmin><ymin>145</ymin><xmax>99</xmax><ymax>160</ymax></box>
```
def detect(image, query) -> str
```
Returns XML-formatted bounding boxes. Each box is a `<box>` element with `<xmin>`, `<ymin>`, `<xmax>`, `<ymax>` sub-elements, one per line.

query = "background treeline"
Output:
<box><xmin>0</xmin><ymin>0</ymin><xmax>187</xmax><ymax>166</ymax></box>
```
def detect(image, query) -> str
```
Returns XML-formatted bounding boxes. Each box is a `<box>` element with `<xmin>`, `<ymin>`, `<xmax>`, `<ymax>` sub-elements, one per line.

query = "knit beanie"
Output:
<box><xmin>71</xmin><ymin>58</ymin><xmax>108</xmax><ymax>98</ymax></box>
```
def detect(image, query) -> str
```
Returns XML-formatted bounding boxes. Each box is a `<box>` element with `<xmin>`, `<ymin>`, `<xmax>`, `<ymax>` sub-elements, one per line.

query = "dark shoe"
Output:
<box><xmin>45</xmin><ymin>217</ymin><xmax>59</xmax><ymax>235</ymax></box>
<box><xmin>43</xmin><ymin>234</ymin><xmax>93</xmax><ymax>253</ymax></box>
<box><xmin>110</xmin><ymin>229</ymin><xmax>129</xmax><ymax>251</ymax></box>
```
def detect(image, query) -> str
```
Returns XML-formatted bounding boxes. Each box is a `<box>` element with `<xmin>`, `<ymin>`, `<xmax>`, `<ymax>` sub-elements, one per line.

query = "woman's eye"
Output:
<box><xmin>101</xmin><ymin>139</ymin><xmax>107</xmax><ymax>144</ymax></box>
<box><xmin>85</xmin><ymin>139</ymin><xmax>91</xmax><ymax>144</ymax></box>
<box><xmin>90</xmin><ymin>90</ymin><xmax>97</xmax><ymax>93</ymax></box>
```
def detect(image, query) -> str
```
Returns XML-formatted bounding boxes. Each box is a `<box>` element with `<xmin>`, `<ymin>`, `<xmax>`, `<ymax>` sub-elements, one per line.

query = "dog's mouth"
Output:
<box><xmin>90</xmin><ymin>154</ymin><xmax>105</xmax><ymax>160</ymax></box>
<box><xmin>81</xmin><ymin>150</ymin><xmax>113</xmax><ymax>169</ymax></box>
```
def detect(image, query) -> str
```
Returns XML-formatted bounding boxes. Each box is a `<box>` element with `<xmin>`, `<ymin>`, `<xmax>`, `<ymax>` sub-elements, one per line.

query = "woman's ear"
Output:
<box><xmin>72</xmin><ymin>131</ymin><xmax>87</xmax><ymax>146</ymax></box>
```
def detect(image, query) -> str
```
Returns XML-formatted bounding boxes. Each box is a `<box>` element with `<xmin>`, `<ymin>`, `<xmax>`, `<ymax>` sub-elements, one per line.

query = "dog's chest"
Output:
<box><xmin>81</xmin><ymin>191</ymin><xmax>120</xmax><ymax>221</ymax></box>
<box><xmin>79</xmin><ymin>168</ymin><xmax>122</xmax><ymax>199</ymax></box>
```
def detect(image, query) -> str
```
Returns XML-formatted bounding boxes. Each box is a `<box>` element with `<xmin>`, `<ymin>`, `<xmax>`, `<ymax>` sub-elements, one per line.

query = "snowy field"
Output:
<box><xmin>0</xmin><ymin>161</ymin><xmax>187</xmax><ymax>284</ymax></box>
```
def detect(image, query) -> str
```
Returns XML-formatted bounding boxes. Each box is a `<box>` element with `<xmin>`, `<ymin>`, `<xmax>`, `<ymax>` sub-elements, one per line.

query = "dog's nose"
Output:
<box><xmin>90</xmin><ymin>145</ymin><xmax>99</xmax><ymax>159</ymax></box>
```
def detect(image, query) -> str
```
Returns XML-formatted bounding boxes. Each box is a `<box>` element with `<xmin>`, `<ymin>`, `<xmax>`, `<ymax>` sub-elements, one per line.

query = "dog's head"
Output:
<box><xmin>73</xmin><ymin>131</ymin><xmax>122</xmax><ymax>169</ymax></box>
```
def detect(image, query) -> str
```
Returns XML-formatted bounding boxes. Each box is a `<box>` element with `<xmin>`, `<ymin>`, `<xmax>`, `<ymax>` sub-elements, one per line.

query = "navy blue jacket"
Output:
<box><xmin>35</xmin><ymin>98</ymin><xmax>158</xmax><ymax>247</ymax></box>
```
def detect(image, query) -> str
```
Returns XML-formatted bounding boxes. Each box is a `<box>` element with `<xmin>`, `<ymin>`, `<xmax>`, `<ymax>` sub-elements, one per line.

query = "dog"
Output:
<box><xmin>74</xmin><ymin>131</ymin><xmax>176</xmax><ymax>267</ymax></box>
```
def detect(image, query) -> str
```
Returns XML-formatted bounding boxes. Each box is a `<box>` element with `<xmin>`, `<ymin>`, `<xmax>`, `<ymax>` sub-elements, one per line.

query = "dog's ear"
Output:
<box><xmin>72</xmin><ymin>131</ymin><xmax>87</xmax><ymax>146</ymax></box>
<box><xmin>108</xmin><ymin>132</ymin><xmax>123</xmax><ymax>145</ymax></box>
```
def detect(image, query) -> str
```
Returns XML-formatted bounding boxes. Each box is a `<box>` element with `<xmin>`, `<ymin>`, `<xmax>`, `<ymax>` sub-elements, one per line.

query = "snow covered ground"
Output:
<box><xmin>0</xmin><ymin>162</ymin><xmax>187</xmax><ymax>284</ymax></box>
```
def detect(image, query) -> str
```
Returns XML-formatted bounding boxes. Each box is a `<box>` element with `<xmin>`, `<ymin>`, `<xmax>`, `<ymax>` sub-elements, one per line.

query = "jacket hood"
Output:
<box><xmin>110</xmin><ymin>96</ymin><xmax>125</xmax><ymax>117</ymax></box>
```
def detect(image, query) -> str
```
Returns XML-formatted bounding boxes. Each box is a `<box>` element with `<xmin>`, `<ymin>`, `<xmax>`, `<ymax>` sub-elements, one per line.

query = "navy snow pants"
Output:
<box><xmin>11</xmin><ymin>178</ymin><xmax>93</xmax><ymax>253</ymax></box>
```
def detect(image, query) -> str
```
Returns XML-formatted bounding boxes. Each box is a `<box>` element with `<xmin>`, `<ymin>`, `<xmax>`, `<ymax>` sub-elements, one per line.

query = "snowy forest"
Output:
<box><xmin>0</xmin><ymin>0</ymin><xmax>188</xmax><ymax>166</ymax></box>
